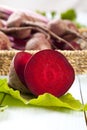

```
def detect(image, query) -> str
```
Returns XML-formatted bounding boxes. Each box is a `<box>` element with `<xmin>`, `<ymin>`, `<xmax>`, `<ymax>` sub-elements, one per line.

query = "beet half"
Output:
<box><xmin>8</xmin><ymin>52</ymin><xmax>32</xmax><ymax>93</ymax></box>
<box><xmin>24</xmin><ymin>49</ymin><xmax>75</xmax><ymax>97</ymax></box>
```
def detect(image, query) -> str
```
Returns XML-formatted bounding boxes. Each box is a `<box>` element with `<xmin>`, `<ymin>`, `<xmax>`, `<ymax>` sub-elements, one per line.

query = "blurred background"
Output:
<box><xmin>0</xmin><ymin>0</ymin><xmax>87</xmax><ymax>25</ymax></box>
<box><xmin>0</xmin><ymin>0</ymin><xmax>87</xmax><ymax>13</ymax></box>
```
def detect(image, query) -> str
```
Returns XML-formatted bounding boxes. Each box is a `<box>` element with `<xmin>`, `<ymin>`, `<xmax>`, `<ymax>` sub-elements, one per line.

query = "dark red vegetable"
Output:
<box><xmin>24</xmin><ymin>49</ymin><xmax>75</xmax><ymax>97</ymax></box>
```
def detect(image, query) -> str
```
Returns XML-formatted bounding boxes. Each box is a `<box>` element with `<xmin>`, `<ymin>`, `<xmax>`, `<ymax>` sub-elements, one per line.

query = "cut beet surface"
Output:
<box><xmin>24</xmin><ymin>49</ymin><xmax>75</xmax><ymax>97</ymax></box>
<box><xmin>14</xmin><ymin>52</ymin><xmax>32</xmax><ymax>86</ymax></box>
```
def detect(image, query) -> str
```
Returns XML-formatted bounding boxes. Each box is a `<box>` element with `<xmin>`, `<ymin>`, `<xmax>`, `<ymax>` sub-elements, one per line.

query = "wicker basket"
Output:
<box><xmin>0</xmin><ymin>50</ymin><xmax>87</xmax><ymax>75</ymax></box>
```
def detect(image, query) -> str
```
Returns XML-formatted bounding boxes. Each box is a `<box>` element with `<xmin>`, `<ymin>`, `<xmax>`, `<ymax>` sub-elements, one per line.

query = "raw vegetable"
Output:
<box><xmin>24</xmin><ymin>49</ymin><xmax>75</xmax><ymax>97</ymax></box>
<box><xmin>8</xmin><ymin>52</ymin><xmax>32</xmax><ymax>93</ymax></box>
<box><xmin>25</xmin><ymin>32</ymin><xmax>52</xmax><ymax>50</ymax></box>
<box><xmin>0</xmin><ymin>31</ymin><xmax>11</xmax><ymax>50</ymax></box>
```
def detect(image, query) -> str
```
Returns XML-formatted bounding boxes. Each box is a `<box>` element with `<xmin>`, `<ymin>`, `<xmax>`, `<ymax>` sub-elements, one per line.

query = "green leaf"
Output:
<box><xmin>0</xmin><ymin>88</ymin><xmax>8</xmax><ymax>111</ymax></box>
<box><xmin>0</xmin><ymin>78</ymin><xmax>84</xmax><ymax>111</ymax></box>
<box><xmin>36</xmin><ymin>10</ymin><xmax>46</xmax><ymax>16</ymax></box>
<box><xmin>84</xmin><ymin>103</ymin><xmax>87</xmax><ymax>110</ymax></box>
<box><xmin>29</xmin><ymin>93</ymin><xmax>83</xmax><ymax>110</ymax></box>
<box><xmin>0</xmin><ymin>79</ymin><xmax>29</xmax><ymax>105</ymax></box>
<box><xmin>50</xmin><ymin>11</ymin><xmax>57</xmax><ymax>19</ymax></box>
<box><xmin>0</xmin><ymin>105</ymin><xmax>8</xmax><ymax>112</ymax></box>
<box><xmin>61</xmin><ymin>9</ymin><xmax>77</xmax><ymax>21</ymax></box>
<box><xmin>36</xmin><ymin>10</ymin><xmax>57</xmax><ymax>19</ymax></box>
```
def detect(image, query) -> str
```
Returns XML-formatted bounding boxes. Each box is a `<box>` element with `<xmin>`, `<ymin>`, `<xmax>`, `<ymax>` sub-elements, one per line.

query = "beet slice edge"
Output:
<box><xmin>14</xmin><ymin>51</ymin><xmax>32</xmax><ymax>86</ymax></box>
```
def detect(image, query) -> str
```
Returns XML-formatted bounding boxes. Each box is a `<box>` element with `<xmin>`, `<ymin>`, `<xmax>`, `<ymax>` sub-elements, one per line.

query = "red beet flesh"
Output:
<box><xmin>24</xmin><ymin>49</ymin><xmax>75</xmax><ymax>97</ymax></box>
<box><xmin>14</xmin><ymin>52</ymin><xmax>32</xmax><ymax>86</ymax></box>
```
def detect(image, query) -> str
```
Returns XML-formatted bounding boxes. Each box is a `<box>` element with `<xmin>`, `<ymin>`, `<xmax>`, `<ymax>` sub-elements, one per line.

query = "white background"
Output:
<box><xmin>0</xmin><ymin>0</ymin><xmax>82</xmax><ymax>13</ymax></box>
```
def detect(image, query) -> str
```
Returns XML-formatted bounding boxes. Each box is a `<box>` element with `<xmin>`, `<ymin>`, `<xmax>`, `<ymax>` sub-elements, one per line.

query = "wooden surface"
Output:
<box><xmin>0</xmin><ymin>75</ymin><xmax>87</xmax><ymax>130</ymax></box>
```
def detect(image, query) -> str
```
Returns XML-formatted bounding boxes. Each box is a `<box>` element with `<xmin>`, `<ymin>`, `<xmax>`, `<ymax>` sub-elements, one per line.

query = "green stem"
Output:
<box><xmin>0</xmin><ymin>93</ymin><xmax>7</xmax><ymax>111</ymax></box>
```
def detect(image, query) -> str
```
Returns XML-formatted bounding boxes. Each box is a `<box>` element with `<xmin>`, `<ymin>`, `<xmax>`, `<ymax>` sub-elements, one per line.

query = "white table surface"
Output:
<box><xmin>0</xmin><ymin>75</ymin><xmax>87</xmax><ymax>130</ymax></box>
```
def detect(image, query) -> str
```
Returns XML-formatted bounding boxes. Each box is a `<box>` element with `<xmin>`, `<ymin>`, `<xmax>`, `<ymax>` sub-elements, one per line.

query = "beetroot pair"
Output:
<box><xmin>8</xmin><ymin>49</ymin><xmax>75</xmax><ymax>97</ymax></box>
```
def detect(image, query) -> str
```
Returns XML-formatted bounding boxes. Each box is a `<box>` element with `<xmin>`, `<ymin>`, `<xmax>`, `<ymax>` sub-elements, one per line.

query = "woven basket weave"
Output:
<box><xmin>0</xmin><ymin>50</ymin><xmax>87</xmax><ymax>75</ymax></box>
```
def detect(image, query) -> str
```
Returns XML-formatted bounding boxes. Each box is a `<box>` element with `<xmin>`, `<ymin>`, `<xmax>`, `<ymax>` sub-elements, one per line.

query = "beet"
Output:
<box><xmin>0</xmin><ymin>31</ymin><xmax>11</xmax><ymax>50</ymax></box>
<box><xmin>6</xmin><ymin>11</ymin><xmax>48</xmax><ymax>39</ymax></box>
<box><xmin>24</xmin><ymin>49</ymin><xmax>75</xmax><ymax>97</ymax></box>
<box><xmin>12</xmin><ymin>38</ymin><xmax>28</xmax><ymax>50</ymax></box>
<box><xmin>6</xmin><ymin>11</ymin><xmax>34</xmax><ymax>27</ymax></box>
<box><xmin>64</xmin><ymin>41</ymin><xmax>81</xmax><ymax>50</ymax></box>
<box><xmin>0</xmin><ymin>5</ymin><xmax>14</xmax><ymax>20</ymax></box>
<box><xmin>47</xmin><ymin>19</ymin><xmax>78</xmax><ymax>37</ymax></box>
<box><xmin>7</xmin><ymin>11</ymin><xmax>48</xmax><ymax>28</ymax></box>
<box><xmin>47</xmin><ymin>19</ymin><xmax>84</xmax><ymax>45</ymax></box>
<box><xmin>0</xmin><ymin>20</ymin><xmax>5</xmax><ymax>28</ymax></box>
<box><xmin>6</xmin><ymin>11</ymin><xmax>32</xmax><ymax>39</ymax></box>
<box><xmin>8</xmin><ymin>52</ymin><xmax>32</xmax><ymax>93</ymax></box>
<box><xmin>26</xmin><ymin>10</ymin><xmax>48</xmax><ymax>23</ymax></box>
<box><xmin>25</xmin><ymin>33</ymin><xmax>52</xmax><ymax>50</ymax></box>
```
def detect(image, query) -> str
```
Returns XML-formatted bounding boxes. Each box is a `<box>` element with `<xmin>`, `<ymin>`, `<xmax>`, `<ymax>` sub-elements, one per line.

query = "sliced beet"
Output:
<box><xmin>14</xmin><ymin>52</ymin><xmax>32</xmax><ymax>86</ymax></box>
<box><xmin>8</xmin><ymin>51</ymin><xmax>32</xmax><ymax>94</ymax></box>
<box><xmin>24</xmin><ymin>49</ymin><xmax>75</xmax><ymax>97</ymax></box>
